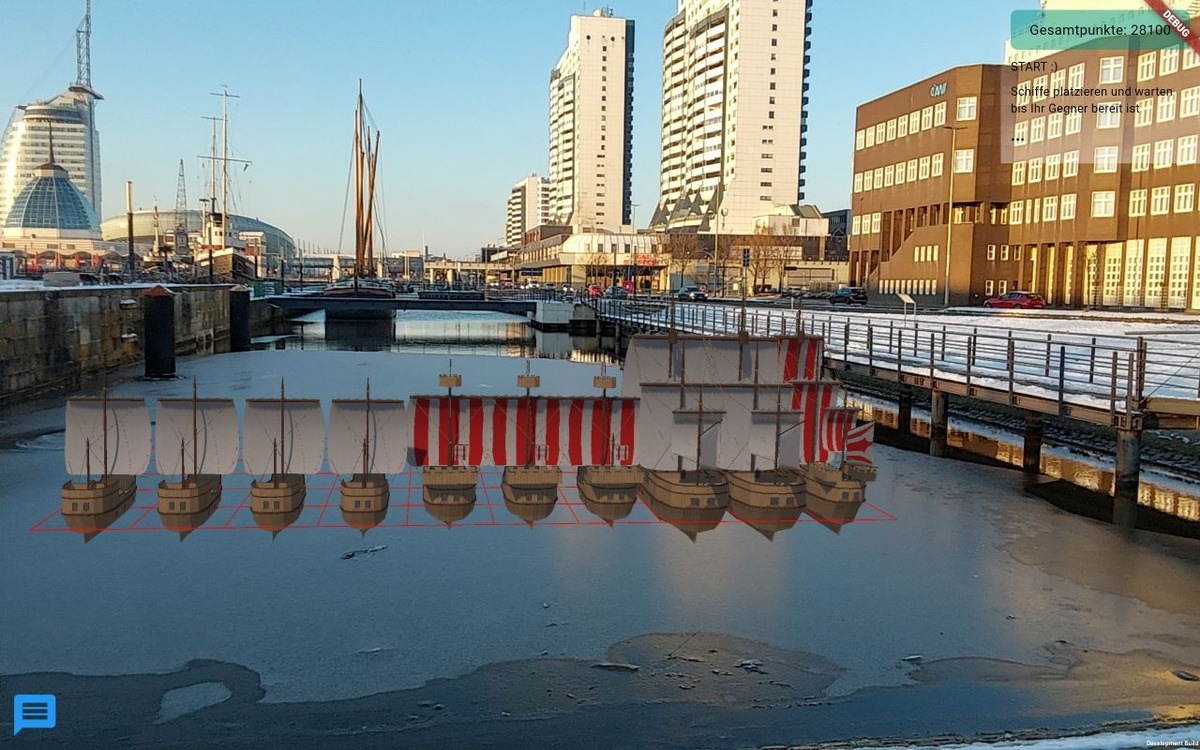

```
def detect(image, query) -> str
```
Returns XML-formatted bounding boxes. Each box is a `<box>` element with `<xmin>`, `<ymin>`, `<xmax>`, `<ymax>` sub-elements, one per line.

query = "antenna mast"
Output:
<box><xmin>76</xmin><ymin>0</ymin><xmax>92</xmax><ymax>89</ymax></box>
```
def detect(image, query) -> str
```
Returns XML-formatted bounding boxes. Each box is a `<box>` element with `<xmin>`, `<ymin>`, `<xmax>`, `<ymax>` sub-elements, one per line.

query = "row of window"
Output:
<box><xmin>854</xmin><ymin>96</ymin><xmax>978</xmax><ymax>151</ymax></box>
<box><xmin>1013</xmin><ymin>87</ymin><xmax>1200</xmax><ymax>148</ymax></box>
<box><xmin>853</xmin><ymin>149</ymin><xmax>975</xmax><ymax>193</ymax></box>
<box><xmin>1014</xmin><ymin>136</ymin><xmax>1200</xmax><ymax>187</ymax></box>
<box><xmin>850</xmin><ymin>212</ymin><xmax>882</xmax><ymax>235</ymax></box>
<box><xmin>913</xmin><ymin>244</ymin><xmax>939</xmax><ymax>263</ymax></box>
<box><xmin>1135</xmin><ymin>47</ymin><xmax>1200</xmax><ymax>82</ymax></box>
<box><xmin>880</xmin><ymin>278</ymin><xmax>939</xmax><ymax>296</ymax></box>
<box><xmin>983</xmin><ymin>280</ymin><xmax>1014</xmax><ymax>296</ymax></box>
<box><xmin>1009</xmin><ymin>184</ymin><xmax>1200</xmax><ymax>224</ymax></box>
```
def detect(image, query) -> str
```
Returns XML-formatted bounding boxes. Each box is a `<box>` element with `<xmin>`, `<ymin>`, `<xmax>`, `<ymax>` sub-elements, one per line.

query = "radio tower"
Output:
<box><xmin>76</xmin><ymin>0</ymin><xmax>92</xmax><ymax>89</ymax></box>
<box><xmin>174</xmin><ymin>160</ymin><xmax>189</xmax><ymax>254</ymax></box>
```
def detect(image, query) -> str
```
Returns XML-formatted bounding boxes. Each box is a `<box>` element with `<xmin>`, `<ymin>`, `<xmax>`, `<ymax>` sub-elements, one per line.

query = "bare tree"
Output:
<box><xmin>664</xmin><ymin>233</ymin><xmax>704</xmax><ymax>283</ymax></box>
<box><xmin>740</xmin><ymin>228</ymin><xmax>779</xmax><ymax>293</ymax></box>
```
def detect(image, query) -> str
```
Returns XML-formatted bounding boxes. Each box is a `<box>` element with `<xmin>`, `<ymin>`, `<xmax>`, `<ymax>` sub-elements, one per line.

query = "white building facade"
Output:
<box><xmin>505</xmin><ymin>173</ymin><xmax>551</xmax><ymax>246</ymax></box>
<box><xmin>548</xmin><ymin>8</ymin><xmax>635</xmax><ymax>233</ymax></box>
<box><xmin>652</xmin><ymin>0</ymin><xmax>812</xmax><ymax>235</ymax></box>
<box><xmin>0</xmin><ymin>87</ymin><xmax>102</xmax><ymax>227</ymax></box>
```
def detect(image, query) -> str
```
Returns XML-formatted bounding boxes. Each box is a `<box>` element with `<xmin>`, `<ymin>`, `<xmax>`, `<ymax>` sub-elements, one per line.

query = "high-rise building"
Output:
<box><xmin>506</xmin><ymin>173</ymin><xmax>551</xmax><ymax>246</ymax></box>
<box><xmin>0</xmin><ymin>4</ymin><xmax>101</xmax><ymax>226</ymax></box>
<box><xmin>547</xmin><ymin>8</ymin><xmax>634</xmax><ymax>232</ymax></box>
<box><xmin>651</xmin><ymin>0</ymin><xmax>813</xmax><ymax>235</ymax></box>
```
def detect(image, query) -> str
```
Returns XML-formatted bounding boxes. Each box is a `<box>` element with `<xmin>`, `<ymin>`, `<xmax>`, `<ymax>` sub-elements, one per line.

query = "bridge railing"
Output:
<box><xmin>589</xmin><ymin>299</ymin><xmax>1200</xmax><ymax>421</ymax></box>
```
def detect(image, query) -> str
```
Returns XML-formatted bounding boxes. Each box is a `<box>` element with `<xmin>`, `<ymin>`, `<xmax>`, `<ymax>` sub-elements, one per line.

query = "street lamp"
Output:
<box><xmin>942</xmin><ymin>124</ymin><xmax>967</xmax><ymax>307</ymax></box>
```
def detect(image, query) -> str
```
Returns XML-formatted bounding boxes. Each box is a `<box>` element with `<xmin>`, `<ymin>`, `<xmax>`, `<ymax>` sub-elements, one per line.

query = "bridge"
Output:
<box><xmin>266</xmin><ymin>291</ymin><xmax>544</xmax><ymax>316</ymax></box>
<box><xmin>588</xmin><ymin>298</ymin><xmax>1200</xmax><ymax>529</ymax></box>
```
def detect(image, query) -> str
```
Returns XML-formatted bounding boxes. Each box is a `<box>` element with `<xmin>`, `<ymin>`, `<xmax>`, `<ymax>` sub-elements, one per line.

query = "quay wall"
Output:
<box><xmin>0</xmin><ymin>286</ymin><xmax>285</xmax><ymax>406</ymax></box>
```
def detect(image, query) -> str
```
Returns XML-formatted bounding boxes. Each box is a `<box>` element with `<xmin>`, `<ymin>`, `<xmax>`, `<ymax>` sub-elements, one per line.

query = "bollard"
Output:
<box><xmin>929</xmin><ymin>390</ymin><xmax>949</xmax><ymax>457</ymax></box>
<box><xmin>1022</xmin><ymin>413</ymin><xmax>1043</xmax><ymax>476</ymax></box>
<box><xmin>229</xmin><ymin>284</ymin><xmax>252</xmax><ymax>352</ymax></box>
<box><xmin>1113</xmin><ymin>428</ymin><xmax>1142</xmax><ymax>530</ymax></box>
<box><xmin>897</xmin><ymin>385</ymin><xmax>913</xmax><ymax>435</ymax></box>
<box><xmin>143</xmin><ymin>285</ymin><xmax>176</xmax><ymax>378</ymax></box>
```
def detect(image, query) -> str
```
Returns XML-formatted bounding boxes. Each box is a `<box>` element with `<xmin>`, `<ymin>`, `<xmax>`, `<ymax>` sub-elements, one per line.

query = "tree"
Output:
<box><xmin>664</xmin><ymin>233</ymin><xmax>704</xmax><ymax>283</ymax></box>
<box><xmin>582</xmin><ymin>250</ymin><xmax>611</xmax><ymax>286</ymax></box>
<box><xmin>740</xmin><ymin>228</ymin><xmax>779</xmax><ymax>293</ymax></box>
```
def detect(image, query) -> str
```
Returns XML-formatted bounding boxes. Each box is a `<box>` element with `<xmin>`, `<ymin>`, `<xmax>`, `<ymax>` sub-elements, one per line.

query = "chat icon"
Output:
<box><xmin>13</xmin><ymin>694</ymin><xmax>56</xmax><ymax>735</ymax></box>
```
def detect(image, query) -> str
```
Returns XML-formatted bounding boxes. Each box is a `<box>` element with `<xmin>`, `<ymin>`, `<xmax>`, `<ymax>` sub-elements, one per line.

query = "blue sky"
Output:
<box><xmin>3</xmin><ymin>1</ymin><xmax>1034</xmax><ymax>258</ymax></box>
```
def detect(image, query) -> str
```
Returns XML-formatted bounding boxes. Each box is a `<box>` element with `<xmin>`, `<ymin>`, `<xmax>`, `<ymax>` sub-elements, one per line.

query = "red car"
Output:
<box><xmin>983</xmin><ymin>291</ymin><xmax>1046</xmax><ymax>309</ymax></box>
<box><xmin>586</xmin><ymin>284</ymin><xmax>603</xmax><ymax>298</ymax></box>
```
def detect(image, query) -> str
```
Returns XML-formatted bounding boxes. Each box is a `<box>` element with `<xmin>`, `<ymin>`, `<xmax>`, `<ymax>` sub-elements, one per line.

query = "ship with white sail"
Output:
<box><xmin>155</xmin><ymin>382</ymin><xmax>237</xmax><ymax>517</ymax></box>
<box><xmin>63</xmin><ymin>392</ymin><xmax>151</xmax><ymax>518</ymax></box>
<box><xmin>243</xmin><ymin>381</ymin><xmax>325</xmax><ymax>520</ymax></box>
<box><xmin>328</xmin><ymin>382</ymin><xmax>405</xmax><ymax>524</ymax></box>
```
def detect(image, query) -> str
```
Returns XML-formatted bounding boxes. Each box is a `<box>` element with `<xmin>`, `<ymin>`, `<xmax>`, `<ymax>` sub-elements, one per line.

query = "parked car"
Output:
<box><xmin>829</xmin><ymin>287</ymin><xmax>868</xmax><ymax>305</ymax></box>
<box><xmin>676</xmin><ymin>285</ymin><xmax>707</xmax><ymax>301</ymax></box>
<box><xmin>604</xmin><ymin>285</ymin><xmax>628</xmax><ymax>299</ymax></box>
<box><xmin>983</xmin><ymin>291</ymin><xmax>1045</xmax><ymax>309</ymax></box>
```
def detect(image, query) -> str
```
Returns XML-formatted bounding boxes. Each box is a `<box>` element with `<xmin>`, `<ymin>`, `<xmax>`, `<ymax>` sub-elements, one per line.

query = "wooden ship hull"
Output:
<box><xmin>251</xmin><ymin>474</ymin><xmax>307</xmax><ymax>513</ymax></box>
<box><xmin>63</xmin><ymin>491</ymin><xmax>136</xmax><ymax>542</ymax></box>
<box><xmin>638</xmin><ymin>487</ymin><xmax>727</xmax><ymax>540</ymax></box>
<box><xmin>502</xmin><ymin>465</ymin><xmax>563</xmax><ymax>491</ymax></box>
<box><xmin>341</xmin><ymin>507</ymin><xmax>388</xmax><ymax>534</ymax></box>
<box><xmin>156</xmin><ymin>474</ymin><xmax>222</xmax><ymax>514</ymax></box>
<box><xmin>61</xmin><ymin>475</ymin><xmax>137</xmax><ymax>516</ymax></box>
<box><xmin>422</xmin><ymin>485</ymin><xmax>477</xmax><ymax>526</ymax></box>
<box><xmin>502</xmin><ymin>480</ymin><xmax>557</xmax><ymax>525</ymax></box>
<box><xmin>422</xmin><ymin>466</ymin><xmax>479</xmax><ymax>491</ymax></box>
<box><xmin>340</xmin><ymin>474</ymin><xmax>389</xmax><ymax>512</ymax></box>
<box><xmin>577</xmin><ymin>466</ymin><xmax>641</xmax><ymax>524</ymax></box>
<box><xmin>640</xmin><ymin>469</ymin><xmax>729</xmax><ymax>510</ymax></box>
<box><xmin>158</xmin><ymin>493</ymin><xmax>222</xmax><ymax>540</ymax></box>
<box><xmin>725</xmin><ymin>468</ymin><xmax>805</xmax><ymax>511</ymax></box>
<box><xmin>803</xmin><ymin>462</ymin><xmax>867</xmax><ymax>533</ymax></box>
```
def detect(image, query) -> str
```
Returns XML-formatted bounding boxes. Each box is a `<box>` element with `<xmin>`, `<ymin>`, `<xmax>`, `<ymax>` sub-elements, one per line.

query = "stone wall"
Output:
<box><xmin>0</xmin><ymin>285</ymin><xmax>284</xmax><ymax>406</ymax></box>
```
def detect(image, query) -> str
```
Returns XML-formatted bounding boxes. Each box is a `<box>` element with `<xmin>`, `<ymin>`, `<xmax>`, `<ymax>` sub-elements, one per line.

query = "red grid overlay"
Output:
<box><xmin>32</xmin><ymin>469</ymin><xmax>896</xmax><ymax>535</ymax></box>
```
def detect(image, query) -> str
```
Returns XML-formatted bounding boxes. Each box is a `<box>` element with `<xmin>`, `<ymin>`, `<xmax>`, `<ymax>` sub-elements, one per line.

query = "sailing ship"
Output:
<box><xmin>155</xmin><ymin>381</ymin><xmax>237</xmax><ymax>518</ymax></box>
<box><xmin>243</xmin><ymin>381</ymin><xmax>324</xmax><ymax>522</ymax></box>
<box><xmin>575</xmin><ymin>370</ymin><xmax>641</xmax><ymax>523</ymax></box>
<box><xmin>422</xmin><ymin>485</ymin><xmax>477</xmax><ymax>527</ymax></box>
<box><xmin>195</xmin><ymin>88</ymin><xmax>255</xmax><ymax>283</ymax></box>
<box><xmin>803</xmin><ymin>463</ymin><xmax>869</xmax><ymax>534</ymax></box>
<box><xmin>328</xmin><ymin>382</ymin><xmax>405</xmax><ymax>527</ymax></box>
<box><xmin>321</xmin><ymin>82</ymin><xmax>395</xmax><ymax>320</ymax></box>
<box><xmin>637</xmin><ymin>377</ymin><xmax>730</xmax><ymax>512</ymax></box>
<box><xmin>725</xmin><ymin>385</ymin><xmax>806</xmax><ymax>513</ymax></box>
<box><xmin>62</xmin><ymin>392</ymin><xmax>151</xmax><ymax>520</ymax></box>
<box><xmin>158</xmin><ymin>498</ymin><xmax>222</xmax><ymax>541</ymax></box>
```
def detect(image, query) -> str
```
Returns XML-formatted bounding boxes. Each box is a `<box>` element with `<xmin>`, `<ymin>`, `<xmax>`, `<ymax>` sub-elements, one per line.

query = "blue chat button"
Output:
<box><xmin>13</xmin><ymin>694</ymin><xmax>56</xmax><ymax>735</ymax></box>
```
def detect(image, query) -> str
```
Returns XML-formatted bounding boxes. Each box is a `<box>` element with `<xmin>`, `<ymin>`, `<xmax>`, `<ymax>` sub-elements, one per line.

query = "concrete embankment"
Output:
<box><xmin>0</xmin><ymin>285</ymin><xmax>287</xmax><ymax>407</ymax></box>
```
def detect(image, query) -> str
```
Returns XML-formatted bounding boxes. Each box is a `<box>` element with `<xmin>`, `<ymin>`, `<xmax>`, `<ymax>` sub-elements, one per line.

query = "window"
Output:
<box><xmin>1012</xmin><ymin>161</ymin><xmax>1026</xmax><ymax>185</ymax></box>
<box><xmin>895</xmin><ymin>161</ymin><xmax>907</xmax><ymax>184</ymax></box>
<box><xmin>1033</xmin><ymin>75</ymin><xmax>1048</xmax><ymax>101</ymax></box>
<box><xmin>1182</xmin><ymin>86</ymin><xmax>1200</xmax><ymax>118</ymax></box>
<box><xmin>886</xmin><ymin>118</ymin><xmax>896</xmax><ymax>141</ymax></box>
<box><xmin>1096</xmin><ymin>104</ymin><xmax>1121</xmax><ymax>129</ymax></box>
<box><xmin>1064</xmin><ymin>150</ymin><xmax>1079</xmax><ymax>177</ymax></box>
<box><xmin>851</xmin><ymin>216</ymin><xmax>861</xmax><ymax>235</ymax></box>
<box><xmin>919</xmin><ymin>156</ymin><xmax>930</xmax><ymax>179</ymax></box>
<box><xmin>1028</xmin><ymin>157</ymin><xmax>1043</xmax><ymax>183</ymax></box>
<box><xmin>1151</xmin><ymin>185</ymin><xmax>1171</xmax><ymax>215</ymax></box>
<box><xmin>855</xmin><ymin>130</ymin><xmax>865</xmax><ymax>150</ymax></box>
<box><xmin>1155</xmin><ymin>139</ymin><xmax>1174</xmax><ymax>168</ymax></box>
<box><xmin>1065</xmin><ymin>110</ymin><xmax>1082</xmax><ymax>135</ymax></box>
<box><xmin>987</xmin><ymin>244</ymin><xmax>997</xmax><ymax>260</ymax></box>
<box><xmin>957</xmin><ymin>96</ymin><xmax>977</xmax><ymax>121</ymax></box>
<box><xmin>1001</xmin><ymin>245</ymin><xmax>1011</xmax><ymax>261</ymax></box>
<box><xmin>865</xmin><ymin>127</ymin><xmax>875</xmax><ymax>147</ymax></box>
<box><xmin>853</xmin><ymin>173</ymin><xmax>863</xmax><ymax>193</ymax></box>
<box><xmin>1100</xmin><ymin>56</ymin><xmax>1124</xmax><ymax>84</ymax></box>
<box><xmin>1045</xmin><ymin>153</ymin><xmax>1061</xmax><ymax>180</ymax></box>
<box><xmin>907</xmin><ymin>159</ymin><xmax>917</xmax><ymax>182</ymax></box>
<box><xmin>931</xmin><ymin>153</ymin><xmax>943</xmax><ymax>177</ymax></box>
<box><xmin>1068</xmin><ymin>63</ymin><xmax>1085</xmax><ymax>89</ymax></box>
<box><xmin>909</xmin><ymin>111</ymin><xmax>920</xmax><ymax>133</ymax></box>
<box><xmin>1091</xmin><ymin>190</ymin><xmax>1116</xmax><ymax>217</ymax></box>
<box><xmin>1161</xmin><ymin>47</ymin><xmax>1179</xmax><ymax>76</ymax></box>
<box><xmin>897</xmin><ymin>115</ymin><xmax>908</xmax><ymax>138</ymax></box>
<box><xmin>985</xmin><ymin>280</ymin><xmax>995</xmax><ymax>296</ymax></box>
<box><xmin>1133</xmin><ymin>143</ymin><xmax>1152</xmax><ymax>172</ymax></box>
<box><xmin>1014</xmin><ymin>120</ymin><xmax>1029</xmax><ymax>145</ymax></box>
<box><xmin>1094</xmin><ymin>146</ymin><xmax>1119</xmax><ymax>173</ymax></box>
<box><xmin>953</xmin><ymin>148</ymin><xmax>974</xmax><ymax>173</ymax></box>
<box><xmin>1186</xmin><ymin>46</ymin><xmax>1200</xmax><ymax>70</ymax></box>
<box><xmin>1175</xmin><ymin>183</ymin><xmax>1195</xmax><ymax>213</ymax></box>
<box><xmin>1051</xmin><ymin>68</ymin><xmax>1066</xmax><ymax>92</ymax></box>
<box><xmin>874</xmin><ymin>168</ymin><xmax>884</xmax><ymax>189</ymax></box>
<box><xmin>1138</xmin><ymin>51</ymin><xmax>1157</xmax><ymax>81</ymax></box>
<box><xmin>1129</xmin><ymin>189</ymin><xmax>1148</xmax><ymax>217</ymax></box>
<box><xmin>884</xmin><ymin>165</ymin><xmax>894</xmax><ymax>186</ymax></box>
<box><xmin>1031</xmin><ymin>117</ymin><xmax>1045</xmax><ymax>142</ymax></box>
<box><xmin>1180</xmin><ymin>135</ymin><xmax>1199</xmax><ymax>165</ymax></box>
<box><xmin>1010</xmin><ymin>201</ymin><xmax>1023</xmax><ymax>225</ymax></box>
<box><xmin>876</xmin><ymin>123</ymin><xmax>886</xmax><ymax>143</ymax></box>
<box><xmin>1061</xmin><ymin>193</ymin><xmax>1076</xmax><ymax>220</ymax></box>
<box><xmin>871</xmin><ymin>213</ymin><xmax>881</xmax><ymax>233</ymax></box>
<box><xmin>1047</xmin><ymin>113</ymin><xmax>1063</xmax><ymax>139</ymax></box>
<box><xmin>1158</xmin><ymin>93</ymin><xmax>1177</xmax><ymax>122</ymax></box>
<box><xmin>1136</xmin><ymin>98</ymin><xmax>1155</xmax><ymax>127</ymax></box>
<box><xmin>1043</xmin><ymin>196</ymin><xmax>1058</xmax><ymax>222</ymax></box>
<box><xmin>921</xmin><ymin>106</ymin><xmax>933</xmax><ymax>130</ymax></box>
<box><xmin>934</xmin><ymin>101</ymin><xmax>947</xmax><ymax>126</ymax></box>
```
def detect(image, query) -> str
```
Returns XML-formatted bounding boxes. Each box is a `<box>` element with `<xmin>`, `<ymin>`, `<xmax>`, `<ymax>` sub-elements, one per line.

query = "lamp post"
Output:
<box><xmin>942</xmin><ymin>124</ymin><xmax>966</xmax><ymax>307</ymax></box>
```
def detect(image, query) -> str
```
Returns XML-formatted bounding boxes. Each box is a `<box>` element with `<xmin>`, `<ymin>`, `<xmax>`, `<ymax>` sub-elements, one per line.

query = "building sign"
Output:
<box><xmin>930</xmin><ymin>82</ymin><xmax>948</xmax><ymax>97</ymax></box>
<box><xmin>634</xmin><ymin>253</ymin><xmax>656</xmax><ymax>266</ymax></box>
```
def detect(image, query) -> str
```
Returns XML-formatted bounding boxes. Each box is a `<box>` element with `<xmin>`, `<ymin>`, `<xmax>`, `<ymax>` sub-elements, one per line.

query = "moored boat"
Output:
<box><xmin>62</xmin><ymin>392</ymin><xmax>150</xmax><ymax>517</ymax></box>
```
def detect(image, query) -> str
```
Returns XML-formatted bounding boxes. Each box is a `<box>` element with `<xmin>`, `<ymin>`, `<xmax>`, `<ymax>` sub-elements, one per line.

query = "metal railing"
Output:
<box><xmin>588</xmin><ymin>298</ymin><xmax>1200</xmax><ymax>423</ymax></box>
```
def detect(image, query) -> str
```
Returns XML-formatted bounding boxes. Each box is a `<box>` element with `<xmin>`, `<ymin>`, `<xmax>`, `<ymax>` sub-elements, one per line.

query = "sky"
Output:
<box><xmin>2</xmin><ymin>0</ymin><xmax>1036</xmax><ymax>258</ymax></box>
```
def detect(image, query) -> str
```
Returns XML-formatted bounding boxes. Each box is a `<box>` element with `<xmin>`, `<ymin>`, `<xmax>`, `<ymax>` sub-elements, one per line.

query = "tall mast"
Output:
<box><xmin>363</xmin><ymin>380</ymin><xmax>372</xmax><ymax>474</ymax></box>
<box><xmin>364</xmin><ymin>130</ymin><xmax>380</xmax><ymax>278</ymax></box>
<box><xmin>354</xmin><ymin>82</ymin><xmax>364</xmax><ymax>285</ymax></box>
<box><xmin>101</xmin><ymin>384</ymin><xmax>109</xmax><ymax>477</ymax></box>
<box><xmin>191</xmin><ymin>379</ymin><xmax>199</xmax><ymax>477</ymax></box>
<box><xmin>279</xmin><ymin>378</ymin><xmax>286</xmax><ymax>475</ymax></box>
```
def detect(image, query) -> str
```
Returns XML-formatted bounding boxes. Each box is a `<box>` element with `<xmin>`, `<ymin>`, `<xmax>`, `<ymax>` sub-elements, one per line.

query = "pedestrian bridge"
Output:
<box><xmin>266</xmin><ymin>291</ymin><xmax>548</xmax><ymax>316</ymax></box>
